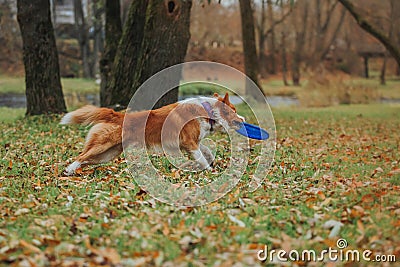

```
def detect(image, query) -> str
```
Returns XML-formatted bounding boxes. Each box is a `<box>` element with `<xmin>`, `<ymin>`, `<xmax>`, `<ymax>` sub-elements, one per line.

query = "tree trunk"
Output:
<box><xmin>291</xmin><ymin>1</ymin><xmax>309</xmax><ymax>86</ymax></box>
<box><xmin>100</xmin><ymin>0</ymin><xmax>122</xmax><ymax>106</ymax></box>
<box><xmin>266</xmin><ymin>0</ymin><xmax>276</xmax><ymax>74</ymax></box>
<box><xmin>103</xmin><ymin>0</ymin><xmax>192</xmax><ymax>109</ymax></box>
<box><xmin>380</xmin><ymin>54</ymin><xmax>387</xmax><ymax>85</ymax></box>
<box><xmin>91</xmin><ymin>0</ymin><xmax>102</xmax><ymax>77</ymax></box>
<box><xmin>281</xmin><ymin>31</ymin><xmax>289</xmax><ymax>86</ymax></box>
<box><xmin>239</xmin><ymin>0</ymin><xmax>262</xmax><ymax>97</ymax></box>
<box><xmin>74</xmin><ymin>0</ymin><xmax>92</xmax><ymax>78</ymax></box>
<box><xmin>257</xmin><ymin>0</ymin><xmax>267</xmax><ymax>78</ymax></box>
<box><xmin>319</xmin><ymin>7</ymin><xmax>346</xmax><ymax>61</ymax></box>
<box><xmin>17</xmin><ymin>0</ymin><xmax>66</xmax><ymax>115</ymax></box>
<box><xmin>131</xmin><ymin>0</ymin><xmax>192</xmax><ymax>110</ymax></box>
<box><xmin>381</xmin><ymin>0</ymin><xmax>396</xmax><ymax>85</ymax></box>
<box><xmin>363</xmin><ymin>56</ymin><xmax>369</xmax><ymax>78</ymax></box>
<box><xmin>102</xmin><ymin>0</ymin><xmax>148</xmax><ymax>107</ymax></box>
<box><xmin>338</xmin><ymin>0</ymin><xmax>400</xmax><ymax>69</ymax></box>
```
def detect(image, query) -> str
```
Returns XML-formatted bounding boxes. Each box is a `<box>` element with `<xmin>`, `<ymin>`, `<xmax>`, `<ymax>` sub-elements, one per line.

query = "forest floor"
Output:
<box><xmin>0</xmin><ymin>103</ymin><xmax>399</xmax><ymax>266</ymax></box>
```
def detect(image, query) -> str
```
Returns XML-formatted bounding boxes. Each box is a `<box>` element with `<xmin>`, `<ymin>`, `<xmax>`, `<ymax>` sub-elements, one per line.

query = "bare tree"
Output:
<box><xmin>101</xmin><ymin>0</ymin><xmax>148</xmax><ymax>107</ymax></box>
<box><xmin>310</xmin><ymin>0</ymin><xmax>346</xmax><ymax>66</ymax></box>
<box><xmin>73</xmin><ymin>0</ymin><xmax>103</xmax><ymax>78</ymax></box>
<box><xmin>131</xmin><ymin>0</ymin><xmax>192</xmax><ymax>110</ymax></box>
<box><xmin>380</xmin><ymin>0</ymin><xmax>396</xmax><ymax>85</ymax></box>
<box><xmin>291</xmin><ymin>0</ymin><xmax>309</xmax><ymax>86</ymax></box>
<box><xmin>338</xmin><ymin>0</ymin><xmax>400</xmax><ymax>68</ymax></box>
<box><xmin>73</xmin><ymin>0</ymin><xmax>91</xmax><ymax>78</ymax></box>
<box><xmin>257</xmin><ymin>0</ymin><xmax>267</xmax><ymax>77</ymax></box>
<box><xmin>17</xmin><ymin>0</ymin><xmax>66</xmax><ymax>115</ymax></box>
<box><xmin>239</xmin><ymin>0</ymin><xmax>262</xmax><ymax>96</ymax></box>
<box><xmin>257</xmin><ymin>0</ymin><xmax>292</xmax><ymax>76</ymax></box>
<box><xmin>280</xmin><ymin>1</ymin><xmax>289</xmax><ymax>86</ymax></box>
<box><xmin>266</xmin><ymin>0</ymin><xmax>276</xmax><ymax>74</ymax></box>
<box><xmin>102</xmin><ymin>0</ymin><xmax>192</xmax><ymax>108</ymax></box>
<box><xmin>100</xmin><ymin>0</ymin><xmax>122</xmax><ymax>104</ymax></box>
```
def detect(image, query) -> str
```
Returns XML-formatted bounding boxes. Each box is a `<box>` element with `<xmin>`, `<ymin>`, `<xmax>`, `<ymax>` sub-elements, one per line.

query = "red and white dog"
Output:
<box><xmin>60</xmin><ymin>93</ymin><xmax>244</xmax><ymax>175</ymax></box>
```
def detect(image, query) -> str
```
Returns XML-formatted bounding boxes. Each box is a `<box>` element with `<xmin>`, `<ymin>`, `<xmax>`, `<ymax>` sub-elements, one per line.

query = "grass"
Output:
<box><xmin>350</xmin><ymin>78</ymin><xmax>400</xmax><ymax>100</ymax></box>
<box><xmin>0</xmin><ymin>107</ymin><xmax>25</xmax><ymax>122</ymax></box>
<box><xmin>0</xmin><ymin>76</ymin><xmax>99</xmax><ymax>95</ymax></box>
<box><xmin>261</xmin><ymin>76</ymin><xmax>400</xmax><ymax>100</ymax></box>
<box><xmin>0</xmin><ymin>103</ymin><xmax>399</xmax><ymax>265</ymax></box>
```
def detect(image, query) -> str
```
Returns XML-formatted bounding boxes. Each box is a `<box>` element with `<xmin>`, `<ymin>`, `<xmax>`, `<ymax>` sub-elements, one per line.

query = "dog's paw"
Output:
<box><xmin>64</xmin><ymin>161</ymin><xmax>81</xmax><ymax>176</ymax></box>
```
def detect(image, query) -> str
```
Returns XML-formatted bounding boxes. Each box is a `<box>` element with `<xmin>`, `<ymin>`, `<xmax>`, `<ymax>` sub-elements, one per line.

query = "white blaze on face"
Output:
<box><xmin>237</xmin><ymin>114</ymin><xmax>245</xmax><ymax>122</ymax></box>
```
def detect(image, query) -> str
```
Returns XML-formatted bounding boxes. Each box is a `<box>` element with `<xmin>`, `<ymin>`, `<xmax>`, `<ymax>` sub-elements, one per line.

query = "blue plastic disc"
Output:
<box><xmin>235</xmin><ymin>122</ymin><xmax>269</xmax><ymax>140</ymax></box>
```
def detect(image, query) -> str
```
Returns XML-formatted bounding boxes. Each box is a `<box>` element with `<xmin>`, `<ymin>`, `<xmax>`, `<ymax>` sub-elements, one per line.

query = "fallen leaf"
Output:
<box><xmin>228</xmin><ymin>214</ymin><xmax>245</xmax><ymax>227</ymax></box>
<box><xmin>323</xmin><ymin>220</ymin><xmax>344</xmax><ymax>238</ymax></box>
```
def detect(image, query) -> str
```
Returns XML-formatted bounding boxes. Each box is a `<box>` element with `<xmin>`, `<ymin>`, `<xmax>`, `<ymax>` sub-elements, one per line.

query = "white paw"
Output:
<box><xmin>64</xmin><ymin>161</ymin><xmax>81</xmax><ymax>176</ymax></box>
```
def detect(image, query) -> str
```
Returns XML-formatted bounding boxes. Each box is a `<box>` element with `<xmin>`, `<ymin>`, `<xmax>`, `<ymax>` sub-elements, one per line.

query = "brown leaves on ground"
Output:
<box><xmin>0</xmin><ymin>106</ymin><xmax>399</xmax><ymax>265</ymax></box>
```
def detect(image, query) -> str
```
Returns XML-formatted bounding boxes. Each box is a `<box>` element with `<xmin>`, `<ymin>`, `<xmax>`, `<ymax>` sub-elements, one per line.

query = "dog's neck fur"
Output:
<box><xmin>201</xmin><ymin>101</ymin><xmax>215</xmax><ymax>131</ymax></box>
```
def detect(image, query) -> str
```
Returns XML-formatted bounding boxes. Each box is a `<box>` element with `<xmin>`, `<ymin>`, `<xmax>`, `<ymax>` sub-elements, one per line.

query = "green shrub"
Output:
<box><xmin>179</xmin><ymin>83</ymin><xmax>227</xmax><ymax>96</ymax></box>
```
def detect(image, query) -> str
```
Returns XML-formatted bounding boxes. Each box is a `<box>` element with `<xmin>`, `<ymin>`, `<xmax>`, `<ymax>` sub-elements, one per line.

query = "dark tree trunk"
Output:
<box><xmin>339</xmin><ymin>0</ymin><xmax>400</xmax><ymax>69</ymax></box>
<box><xmin>100</xmin><ymin>0</ymin><xmax>122</xmax><ymax>106</ymax></box>
<box><xmin>131</xmin><ymin>0</ymin><xmax>192</xmax><ymax>110</ymax></box>
<box><xmin>17</xmin><ymin>0</ymin><xmax>66</xmax><ymax>115</ymax></box>
<box><xmin>363</xmin><ymin>56</ymin><xmax>369</xmax><ymax>78</ymax></box>
<box><xmin>102</xmin><ymin>0</ymin><xmax>149</xmax><ymax>107</ymax></box>
<box><xmin>103</xmin><ymin>0</ymin><xmax>192</xmax><ymax>109</ymax></box>
<box><xmin>380</xmin><ymin>54</ymin><xmax>387</xmax><ymax>85</ymax></box>
<box><xmin>239</xmin><ymin>0</ymin><xmax>262</xmax><ymax>97</ymax></box>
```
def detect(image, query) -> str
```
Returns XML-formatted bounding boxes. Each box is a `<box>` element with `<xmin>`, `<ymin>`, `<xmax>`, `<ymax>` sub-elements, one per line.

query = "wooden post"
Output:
<box><xmin>363</xmin><ymin>55</ymin><xmax>369</xmax><ymax>78</ymax></box>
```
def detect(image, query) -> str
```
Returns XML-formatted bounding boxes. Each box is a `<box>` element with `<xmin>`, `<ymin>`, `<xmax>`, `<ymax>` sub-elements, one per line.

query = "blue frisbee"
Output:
<box><xmin>235</xmin><ymin>122</ymin><xmax>269</xmax><ymax>140</ymax></box>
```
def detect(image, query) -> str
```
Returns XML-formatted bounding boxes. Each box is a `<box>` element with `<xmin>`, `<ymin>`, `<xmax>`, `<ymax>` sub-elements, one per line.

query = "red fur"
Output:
<box><xmin>61</xmin><ymin>93</ymin><xmax>243</xmax><ymax>174</ymax></box>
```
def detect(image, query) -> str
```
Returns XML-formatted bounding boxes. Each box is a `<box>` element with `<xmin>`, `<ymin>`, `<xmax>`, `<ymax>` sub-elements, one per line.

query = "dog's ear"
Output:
<box><xmin>213</xmin><ymin>92</ymin><xmax>220</xmax><ymax>98</ymax></box>
<box><xmin>222</xmin><ymin>92</ymin><xmax>230</xmax><ymax>104</ymax></box>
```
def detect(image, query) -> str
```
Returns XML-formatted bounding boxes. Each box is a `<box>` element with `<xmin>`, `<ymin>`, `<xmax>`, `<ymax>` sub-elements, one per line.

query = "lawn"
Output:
<box><xmin>261</xmin><ymin>76</ymin><xmax>400</xmax><ymax>100</ymax></box>
<box><xmin>0</xmin><ymin>76</ymin><xmax>99</xmax><ymax>95</ymax></box>
<box><xmin>0</xmin><ymin>104</ymin><xmax>399</xmax><ymax>266</ymax></box>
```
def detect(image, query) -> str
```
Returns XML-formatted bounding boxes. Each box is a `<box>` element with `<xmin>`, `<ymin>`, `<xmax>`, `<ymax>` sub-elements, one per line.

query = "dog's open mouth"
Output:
<box><xmin>231</xmin><ymin>120</ymin><xmax>244</xmax><ymax>130</ymax></box>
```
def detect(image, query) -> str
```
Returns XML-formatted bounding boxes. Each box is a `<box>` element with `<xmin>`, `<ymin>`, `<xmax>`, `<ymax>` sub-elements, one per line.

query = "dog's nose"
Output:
<box><xmin>233</xmin><ymin>120</ymin><xmax>243</xmax><ymax>127</ymax></box>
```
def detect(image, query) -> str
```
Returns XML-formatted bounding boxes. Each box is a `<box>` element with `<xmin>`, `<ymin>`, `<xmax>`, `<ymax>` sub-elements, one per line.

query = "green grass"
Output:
<box><xmin>0</xmin><ymin>76</ymin><xmax>99</xmax><ymax>95</ymax></box>
<box><xmin>0</xmin><ymin>107</ymin><xmax>25</xmax><ymax>122</ymax></box>
<box><xmin>0</xmin><ymin>104</ymin><xmax>399</xmax><ymax>265</ymax></box>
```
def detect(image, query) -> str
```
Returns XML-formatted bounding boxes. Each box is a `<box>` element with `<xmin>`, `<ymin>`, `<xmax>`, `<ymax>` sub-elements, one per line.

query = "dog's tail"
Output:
<box><xmin>60</xmin><ymin>105</ymin><xmax>124</xmax><ymax>126</ymax></box>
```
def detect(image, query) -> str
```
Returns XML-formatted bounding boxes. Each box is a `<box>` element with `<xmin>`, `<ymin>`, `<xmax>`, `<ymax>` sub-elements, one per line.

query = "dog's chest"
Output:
<box><xmin>199</xmin><ymin>119</ymin><xmax>212</xmax><ymax>140</ymax></box>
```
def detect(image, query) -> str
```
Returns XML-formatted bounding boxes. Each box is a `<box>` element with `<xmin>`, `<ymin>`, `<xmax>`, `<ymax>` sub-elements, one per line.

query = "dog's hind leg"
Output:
<box><xmin>65</xmin><ymin>123</ymin><xmax>123</xmax><ymax>175</ymax></box>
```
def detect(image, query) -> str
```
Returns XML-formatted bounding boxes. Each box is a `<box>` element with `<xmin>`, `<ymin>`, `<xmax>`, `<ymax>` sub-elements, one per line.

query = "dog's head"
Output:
<box><xmin>213</xmin><ymin>93</ymin><xmax>245</xmax><ymax>130</ymax></box>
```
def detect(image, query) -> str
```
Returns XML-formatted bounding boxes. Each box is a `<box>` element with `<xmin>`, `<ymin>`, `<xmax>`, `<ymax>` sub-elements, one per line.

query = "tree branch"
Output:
<box><xmin>321</xmin><ymin>0</ymin><xmax>339</xmax><ymax>33</ymax></box>
<box><xmin>338</xmin><ymin>0</ymin><xmax>400</xmax><ymax>67</ymax></box>
<box><xmin>263</xmin><ymin>7</ymin><xmax>292</xmax><ymax>37</ymax></box>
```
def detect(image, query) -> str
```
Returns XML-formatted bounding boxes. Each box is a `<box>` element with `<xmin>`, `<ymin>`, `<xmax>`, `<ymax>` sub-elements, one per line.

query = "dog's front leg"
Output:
<box><xmin>200</xmin><ymin>144</ymin><xmax>214</xmax><ymax>167</ymax></box>
<box><xmin>190</xmin><ymin>148</ymin><xmax>212</xmax><ymax>171</ymax></box>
